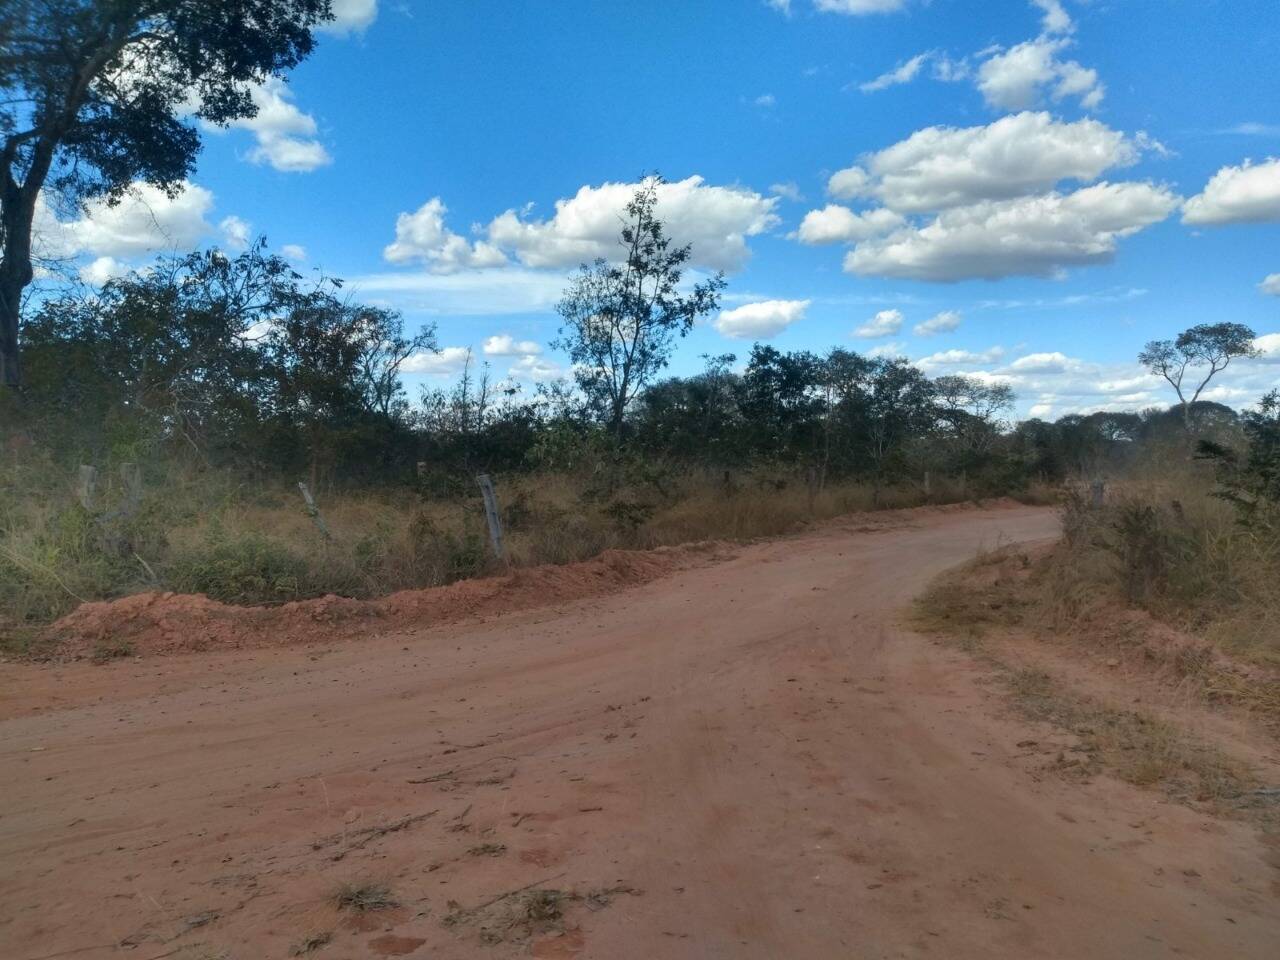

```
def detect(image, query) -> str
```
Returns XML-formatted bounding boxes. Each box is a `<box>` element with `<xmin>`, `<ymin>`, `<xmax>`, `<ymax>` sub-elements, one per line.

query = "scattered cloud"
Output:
<box><xmin>78</xmin><ymin>256</ymin><xmax>130</xmax><ymax>286</ymax></box>
<box><xmin>845</xmin><ymin>182</ymin><xmax>1179</xmax><ymax>282</ymax></box>
<box><xmin>715</xmin><ymin>298</ymin><xmax>811</xmax><ymax>339</ymax></box>
<box><xmin>1008</xmin><ymin>351</ymin><xmax>1082</xmax><ymax>373</ymax></box>
<box><xmin>794</xmin><ymin>205</ymin><xmax>903</xmax><ymax>244</ymax></box>
<box><xmin>401</xmin><ymin>345</ymin><xmax>472</xmax><ymax>376</ymax></box>
<box><xmin>483</xmin><ymin>334</ymin><xmax>542</xmax><ymax>357</ymax></box>
<box><xmin>854</xmin><ymin>308</ymin><xmax>903</xmax><ymax>338</ymax></box>
<box><xmin>977</xmin><ymin>36</ymin><xmax>1103</xmax><ymax>112</ymax></box>
<box><xmin>1217</xmin><ymin>122</ymin><xmax>1280</xmax><ymax>137</ymax></box>
<box><xmin>770</xmin><ymin>181</ymin><xmax>804</xmax><ymax>202</ymax></box>
<box><xmin>222</xmin><ymin>77</ymin><xmax>332</xmax><ymax>173</ymax></box>
<box><xmin>860</xmin><ymin>52</ymin><xmax>931</xmax><ymax>93</ymax></box>
<box><xmin>915</xmin><ymin>346</ymin><xmax>1005</xmax><ymax>369</ymax></box>
<box><xmin>913</xmin><ymin>310</ymin><xmax>961</xmax><ymax>335</ymax></box>
<box><xmin>1260</xmin><ymin>273</ymin><xmax>1280</xmax><ymax>296</ymax></box>
<box><xmin>828</xmin><ymin>165</ymin><xmax>872</xmax><ymax>201</ymax></box>
<box><xmin>1032</xmin><ymin>0</ymin><xmax>1073</xmax><ymax>35</ymax></box>
<box><xmin>348</xmin><ymin>268</ymin><xmax>566</xmax><ymax>316</ymax></box>
<box><xmin>831</xmin><ymin>113</ymin><xmax>1150</xmax><ymax>214</ymax></box>
<box><xmin>754</xmin><ymin>93</ymin><xmax>777</xmax><ymax>108</ymax></box>
<box><xmin>507</xmin><ymin>353</ymin><xmax>565</xmax><ymax>380</ymax></box>
<box><xmin>866</xmin><ymin>341</ymin><xmax>908</xmax><ymax>358</ymax></box>
<box><xmin>36</xmin><ymin>181</ymin><xmax>214</xmax><ymax>261</ymax></box>
<box><xmin>384</xmin><ymin>198</ymin><xmax>508</xmax><ymax>273</ymax></box>
<box><xmin>219</xmin><ymin>215</ymin><xmax>251</xmax><ymax>251</ymax></box>
<box><xmin>1255</xmin><ymin>333</ymin><xmax>1280</xmax><ymax>360</ymax></box>
<box><xmin>484</xmin><ymin>176</ymin><xmax>779</xmax><ymax>273</ymax></box>
<box><xmin>321</xmin><ymin>0</ymin><xmax>378</xmax><ymax>34</ymax></box>
<box><xmin>1182</xmin><ymin>157</ymin><xmax>1280</xmax><ymax>225</ymax></box>
<box><xmin>766</xmin><ymin>0</ymin><xmax>793</xmax><ymax>14</ymax></box>
<box><xmin>281</xmin><ymin>244</ymin><xmax>307</xmax><ymax>261</ymax></box>
<box><xmin>815</xmin><ymin>0</ymin><xmax>910</xmax><ymax>15</ymax></box>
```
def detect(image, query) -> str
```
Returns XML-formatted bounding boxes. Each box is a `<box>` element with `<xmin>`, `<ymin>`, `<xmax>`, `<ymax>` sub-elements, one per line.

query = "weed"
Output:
<box><xmin>333</xmin><ymin>882</ymin><xmax>397</xmax><ymax>912</ymax></box>
<box><xmin>92</xmin><ymin>638</ymin><xmax>135</xmax><ymax>662</ymax></box>
<box><xmin>290</xmin><ymin>931</ymin><xmax>333</xmax><ymax>955</ymax></box>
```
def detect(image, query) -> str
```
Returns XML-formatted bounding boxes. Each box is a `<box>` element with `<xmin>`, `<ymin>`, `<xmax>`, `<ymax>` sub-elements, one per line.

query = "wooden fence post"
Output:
<box><xmin>76</xmin><ymin>465</ymin><xmax>97</xmax><ymax>511</ymax></box>
<box><xmin>1090</xmin><ymin>478</ymin><xmax>1106</xmax><ymax>508</ymax></box>
<box><xmin>297</xmin><ymin>481</ymin><xmax>333</xmax><ymax>540</ymax></box>
<box><xmin>119</xmin><ymin>462</ymin><xmax>142</xmax><ymax>517</ymax></box>
<box><xmin>475</xmin><ymin>473</ymin><xmax>506</xmax><ymax>561</ymax></box>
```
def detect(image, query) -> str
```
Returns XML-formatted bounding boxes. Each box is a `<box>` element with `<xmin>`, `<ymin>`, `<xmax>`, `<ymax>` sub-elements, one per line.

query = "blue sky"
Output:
<box><xmin>43</xmin><ymin>0</ymin><xmax>1280</xmax><ymax>417</ymax></box>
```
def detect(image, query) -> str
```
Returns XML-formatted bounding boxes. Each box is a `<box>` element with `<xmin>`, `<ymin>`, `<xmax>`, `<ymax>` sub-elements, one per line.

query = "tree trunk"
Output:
<box><xmin>0</xmin><ymin>293</ymin><xmax>19</xmax><ymax>388</ymax></box>
<box><xmin>0</xmin><ymin>207</ymin><xmax>34</xmax><ymax>389</ymax></box>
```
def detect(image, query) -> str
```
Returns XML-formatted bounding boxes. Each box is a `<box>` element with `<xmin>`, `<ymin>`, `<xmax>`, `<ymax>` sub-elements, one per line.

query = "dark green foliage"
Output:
<box><xmin>1199</xmin><ymin>390</ymin><xmax>1280</xmax><ymax>528</ymax></box>
<box><xmin>168</xmin><ymin>530</ymin><xmax>308</xmax><ymax>604</ymax></box>
<box><xmin>554</xmin><ymin>177</ymin><xmax>726</xmax><ymax>435</ymax></box>
<box><xmin>1</xmin><ymin>0</ymin><xmax>333</xmax><ymax>385</ymax></box>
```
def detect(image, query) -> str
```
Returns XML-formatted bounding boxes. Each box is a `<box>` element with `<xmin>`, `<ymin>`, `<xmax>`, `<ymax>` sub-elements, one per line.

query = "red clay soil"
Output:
<box><xmin>2</xmin><ymin>503</ymin><xmax>1278</xmax><ymax>960</ymax></box>
<box><xmin>49</xmin><ymin>542</ymin><xmax>729</xmax><ymax>658</ymax></box>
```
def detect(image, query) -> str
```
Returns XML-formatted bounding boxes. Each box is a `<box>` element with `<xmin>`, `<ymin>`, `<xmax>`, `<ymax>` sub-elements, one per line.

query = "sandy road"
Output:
<box><xmin>1</xmin><ymin>504</ymin><xmax>1277</xmax><ymax>959</ymax></box>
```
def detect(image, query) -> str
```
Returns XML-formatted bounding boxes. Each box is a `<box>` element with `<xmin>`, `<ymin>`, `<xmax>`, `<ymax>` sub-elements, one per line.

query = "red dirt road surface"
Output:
<box><xmin>2</xmin><ymin>504</ymin><xmax>1277</xmax><ymax>959</ymax></box>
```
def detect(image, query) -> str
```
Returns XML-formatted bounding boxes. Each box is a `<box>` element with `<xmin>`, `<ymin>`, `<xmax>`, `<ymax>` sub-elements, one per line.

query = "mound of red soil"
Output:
<box><xmin>50</xmin><ymin>542</ymin><xmax>728</xmax><ymax>659</ymax></box>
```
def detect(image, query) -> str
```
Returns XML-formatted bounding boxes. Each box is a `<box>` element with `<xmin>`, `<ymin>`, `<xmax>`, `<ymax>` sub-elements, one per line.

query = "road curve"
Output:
<box><xmin>1</xmin><ymin>503</ymin><xmax>1276</xmax><ymax>959</ymax></box>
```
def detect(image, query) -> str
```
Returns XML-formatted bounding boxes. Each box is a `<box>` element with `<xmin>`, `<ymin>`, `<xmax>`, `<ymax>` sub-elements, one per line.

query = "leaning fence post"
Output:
<box><xmin>296</xmin><ymin>481</ymin><xmax>332</xmax><ymax>540</ymax></box>
<box><xmin>76</xmin><ymin>465</ymin><xmax>97</xmax><ymax>510</ymax></box>
<box><xmin>475</xmin><ymin>473</ymin><xmax>506</xmax><ymax>561</ymax></box>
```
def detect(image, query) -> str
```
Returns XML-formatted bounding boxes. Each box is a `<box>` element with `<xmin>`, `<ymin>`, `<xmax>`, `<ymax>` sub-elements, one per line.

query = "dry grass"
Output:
<box><xmin>0</xmin><ymin>457</ymin><xmax>994</xmax><ymax>652</ymax></box>
<box><xmin>1002</xmin><ymin>668</ymin><xmax>1254</xmax><ymax>803</ymax></box>
<box><xmin>333</xmin><ymin>881</ymin><xmax>397</xmax><ymax>912</ymax></box>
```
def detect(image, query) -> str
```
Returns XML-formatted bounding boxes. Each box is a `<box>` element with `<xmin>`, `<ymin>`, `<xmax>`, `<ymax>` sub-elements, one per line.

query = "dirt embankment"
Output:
<box><xmin>50</xmin><ymin>541</ymin><xmax>730</xmax><ymax>659</ymax></box>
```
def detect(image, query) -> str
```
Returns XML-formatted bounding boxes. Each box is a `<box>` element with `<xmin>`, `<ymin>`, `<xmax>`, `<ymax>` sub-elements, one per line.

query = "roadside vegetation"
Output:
<box><xmin>915</xmin><ymin>394</ymin><xmax>1279</xmax><ymax>815</ymax></box>
<box><xmin>0</xmin><ymin>202</ymin><xmax>1271</xmax><ymax>658</ymax></box>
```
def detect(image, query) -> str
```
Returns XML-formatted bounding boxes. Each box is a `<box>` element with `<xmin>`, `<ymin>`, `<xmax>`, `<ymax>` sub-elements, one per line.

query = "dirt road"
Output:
<box><xmin>2</xmin><ymin>504</ymin><xmax>1277</xmax><ymax>959</ymax></box>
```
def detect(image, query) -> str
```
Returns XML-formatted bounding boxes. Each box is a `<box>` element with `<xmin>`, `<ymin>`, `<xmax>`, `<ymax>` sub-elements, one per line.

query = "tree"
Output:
<box><xmin>554</xmin><ymin>178</ymin><xmax>726</xmax><ymax>436</ymax></box>
<box><xmin>0</xmin><ymin>0</ymin><xmax>333</xmax><ymax>387</ymax></box>
<box><xmin>1198</xmin><ymin>390</ymin><xmax>1280</xmax><ymax>527</ymax></box>
<box><xmin>1138</xmin><ymin>323</ymin><xmax>1259</xmax><ymax>431</ymax></box>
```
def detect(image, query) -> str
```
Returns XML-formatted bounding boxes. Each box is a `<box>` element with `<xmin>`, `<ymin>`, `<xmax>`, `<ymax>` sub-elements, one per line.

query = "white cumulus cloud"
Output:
<box><xmin>36</xmin><ymin>181</ymin><xmax>215</xmax><ymax>260</ymax></box>
<box><xmin>836</xmin><ymin>112</ymin><xmax>1146</xmax><ymax>214</ymax></box>
<box><xmin>384</xmin><ymin>198</ymin><xmax>508</xmax><ymax>273</ymax></box>
<box><xmin>846</xmin><ymin>182</ymin><xmax>1180</xmax><ymax>282</ymax></box>
<box><xmin>977</xmin><ymin>36</ymin><xmax>1103</xmax><ymax>112</ymax></box>
<box><xmin>794</xmin><ymin>205</ymin><xmax>904</xmax><ymax>244</ymax></box>
<box><xmin>715</xmin><ymin>299</ymin><xmax>811</xmax><ymax>339</ymax></box>
<box><xmin>483</xmin><ymin>334</ymin><xmax>542</xmax><ymax>357</ymax></box>
<box><xmin>484</xmin><ymin>176</ymin><xmax>779</xmax><ymax>273</ymax></box>
<box><xmin>1182</xmin><ymin>158</ymin><xmax>1280</xmax><ymax>225</ymax></box>
<box><xmin>914</xmin><ymin>310</ymin><xmax>962</xmax><ymax>335</ymax></box>
<box><xmin>1260</xmin><ymin>273</ymin><xmax>1280</xmax><ymax>296</ymax></box>
<box><xmin>321</xmin><ymin>0</ymin><xmax>378</xmax><ymax>34</ymax></box>
<box><xmin>402</xmin><ymin>346</ymin><xmax>472</xmax><ymax>376</ymax></box>
<box><xmin>221</xmin><ymin>77</ymin><xmax>332</xmax><ymax>172</ymax></box>
<box><xmin>219</xmin><ymin>215</ymin><xmax>251</xmax><ymax>251</ymax></box>
<box><xmin>855</xmin><ymin>309</ymin><xmax>903</xmax><ymax>338</ymax></box>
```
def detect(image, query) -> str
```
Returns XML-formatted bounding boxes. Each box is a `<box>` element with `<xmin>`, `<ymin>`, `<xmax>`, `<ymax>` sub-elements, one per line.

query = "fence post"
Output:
<box><xmin>1090</xmin><ymin>478</ymin><xmax>1106</xmax><ymax>508</ymax></box>
<box><xmin>297</xmin><ymin>481</ymin><xmax>333</xmax><ymax>540</ymax></box>
<box><xmin>119</xmin><ymin>462</ymin><xmax>142</xmax><ymax>517</ymax></box>
<box><xmin>475</xmin><ymin>473</ymin><xmax>506</xmax><ymax>561</ymax></box>
<box><xmin>76</xmin><ymin>465</ymin><xmax>97</xmax><ymax>510</ymax></box>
